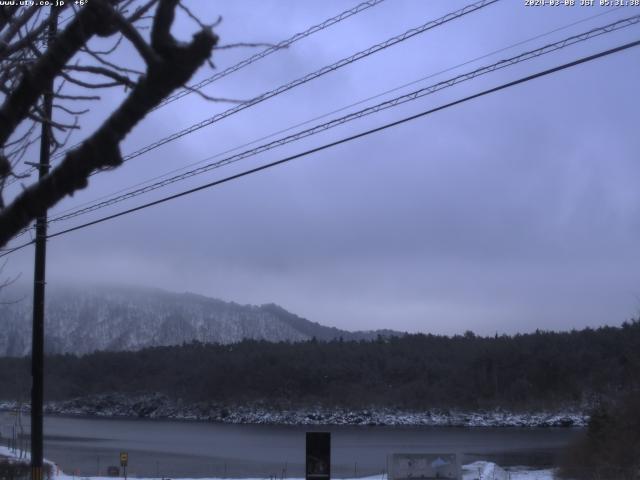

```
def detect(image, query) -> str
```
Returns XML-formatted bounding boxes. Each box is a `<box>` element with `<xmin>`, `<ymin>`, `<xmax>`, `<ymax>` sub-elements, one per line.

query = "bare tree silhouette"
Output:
<box><xmin>0</xmin><ymin>0</ymin><xmax>221</xmax><ymax>247</ymax></box>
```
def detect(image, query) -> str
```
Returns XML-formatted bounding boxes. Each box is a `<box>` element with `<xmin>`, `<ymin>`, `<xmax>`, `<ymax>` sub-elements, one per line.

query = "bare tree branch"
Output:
<box><xmin>0</xmin><ymin>14</ymin><xmax>48</xmax><ymax>61</ymax></box>
<box><xmin>0</xmin><ymin>5</ymin><xmax>38</xmax><ymax>53</ymax></box>
<box><xmin>0</xmin><ymin>6</ymin><xmax>20</xmax><ymax>33</ymax></box>
<box><xmin>53</xmin><ymin>93</ymin><xmax>101</xmax><ymax>101</ymax></box>
<box><xmin>127</xmin><ymin>0</ymin><xmax>158</xmax><ymax>23</ymax></box>
<box><xmin>51</xmin><ymin>115</ymin><xmax>79</xmax><ymax>153</ymax></box>
<box><xmin>177</xmin><ymin>2</ymin><xmax>211</xmax><ymax>31</ymax></box>
<box><xmin>63</xmin><ymin>64</ymin><xmax>136</xmax><ymax>88</ymax></box>
<box><xmin>0</xmin><ymin>0</ymin><xmax>218</xmax><ymax>247</ymax></box>
<box><xmin>181</xmin><ymin>84</ymin><xmax>245</xmax><ymax>103</ymax></box>
<box><xmin>81</xmin><ymin>44</ymin><xmax>144</xmax><ymax>75</ymax></box>
<box><xmin>3</xmin><ymin>120</ymin><xmax>37</xmax><ymax>147</ymax></box>
<box><xmin>151</xmin><ymin>0</ymin><xmax>178</xmax><ymax>56</ymax></box>
<box><xmin>85</xmin><ymin>34</ymin><xmax>124</xmax><ymax>55</ymax></box>
<box><xmin>0</xmin><ymin>0</ymin><xmax>120</xmax><ymax>148</ymax></box>
<box><xmin>58</xmin><ymin>70</ymin><xmax>127</xmax><ymax>89</ymax></box>
<box><xmin>53</xmin><ymin>104</ymin><xmax>90</xmax><ymax>116</ymax></box>
<box><xmin>109</xmin><ymin>8</ymin><xmax>160</xmax><ymax>65</ymax></box>
<box><xmin>27</xmin><ymin>109</ymin><xmax>80</xmax><ymax>131</ymax></box>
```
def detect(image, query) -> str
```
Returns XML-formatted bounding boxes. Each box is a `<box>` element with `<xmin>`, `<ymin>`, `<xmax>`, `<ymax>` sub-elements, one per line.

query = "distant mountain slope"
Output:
<box><xmin>0</xmin><ymin>285</ymin><xmax>402</xmax><ymax>356</ymax></box>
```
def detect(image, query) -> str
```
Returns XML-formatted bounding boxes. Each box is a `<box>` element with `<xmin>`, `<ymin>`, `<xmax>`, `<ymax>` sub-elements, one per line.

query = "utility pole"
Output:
<box><xmin>31</xmin><ymin>7</ymin><xmax>57</xmax><ymax>480</ymax></box>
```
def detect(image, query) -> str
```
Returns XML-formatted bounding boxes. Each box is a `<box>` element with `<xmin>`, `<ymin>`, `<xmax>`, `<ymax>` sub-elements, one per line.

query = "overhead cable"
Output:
<box><xmin>44</xmin><ymin>14</ymin><xmax>640</xmax><ymax>226</ymax></box>
<box><xmin>3</xmin><ymin>36</ymin><xmax>638</xmax><ymax>258</ymax></box>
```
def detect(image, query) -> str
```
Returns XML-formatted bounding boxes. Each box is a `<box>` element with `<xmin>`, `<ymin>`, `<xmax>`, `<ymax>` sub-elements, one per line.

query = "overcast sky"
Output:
<box><xmin>3</xmin><ymin>0</ymin><xmax>640</xmax><ymax>335</ymax></box>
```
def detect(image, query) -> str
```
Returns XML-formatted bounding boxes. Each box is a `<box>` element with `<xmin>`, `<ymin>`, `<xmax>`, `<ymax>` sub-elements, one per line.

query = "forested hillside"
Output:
<box><xmin>0</xmin><ymin>285</ymin><xmax>398</xmax><ymax>356</ymax></box>
<box><xmin>1</xmin><ymin>321</ymin><xmax>638</xmax><ymax>410</ymax></box>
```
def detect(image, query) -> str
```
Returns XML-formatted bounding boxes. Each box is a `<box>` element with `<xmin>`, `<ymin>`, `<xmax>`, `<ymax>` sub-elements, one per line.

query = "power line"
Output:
<box><xmin>42</xmin><ymin>14</ymin><xmax>640</xmax><ymax>227</ymax></box>
<box><xmin>3</xmin><ymin>36</ymin><xmax>638</xmax><ymax>259</ymax></box>
<box><xmin>51</xmin><ymin>0</ymin><xmax>498</xmax><ymax>174</ymax></box>
<box><xmin>10</xmin><ymin>0</ymin><xmax>499</xmax><ymax>190</ymax></box>
<box><xmin>8</xmin><ymin>0</ymin><xmax>388</xmax><ymax>183</ymax></box>
<box><xmin>114</xmin><ymin>0</ymin><xmax>499</xmax><ymax>166</ymax></box>
<box><xmin>5</xmin><ymin>0</ymin><xmax>502</xmax><ymax>242</ymax></box>
<box><xmin>46</xmin><ymin>5</ymin><xmax>624</xmax><ymax>222</ymax></box>
<box><xmin>156</xmin><ymin>0</ymin><xmax>387</xmax><ymax>110</ymax></box>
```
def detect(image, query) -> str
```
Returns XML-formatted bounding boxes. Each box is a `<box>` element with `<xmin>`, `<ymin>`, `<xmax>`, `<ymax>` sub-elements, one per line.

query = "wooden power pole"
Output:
<box><xmin>31</xmin><ymin>7</ymin><xmax>57</xmax><ymax>480</ymax></box>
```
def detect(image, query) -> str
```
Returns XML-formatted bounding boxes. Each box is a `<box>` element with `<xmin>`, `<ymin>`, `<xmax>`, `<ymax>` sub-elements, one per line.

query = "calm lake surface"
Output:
<box><xmin>0</xmin><ymin>413</ymin><xmax>583</xmax><ymax>477</ymax></box>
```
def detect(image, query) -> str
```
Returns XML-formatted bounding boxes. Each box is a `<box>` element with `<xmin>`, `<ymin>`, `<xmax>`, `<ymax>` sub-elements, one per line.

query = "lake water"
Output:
<box><xmin>0</xmin><ymin>413</ymin><xmax>583</xmax><ymax>478</ymax></box>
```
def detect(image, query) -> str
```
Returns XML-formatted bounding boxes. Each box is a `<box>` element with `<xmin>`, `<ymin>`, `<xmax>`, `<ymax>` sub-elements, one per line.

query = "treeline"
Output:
<box><xmin>1</xmin><ymin>321</ymin><xmax>639</xmax><ymax>410</ymax></box>
<box><xmin>559</xmin><ymin>391</ymin><xmax>640</xmax><ymax>479</ymax></box>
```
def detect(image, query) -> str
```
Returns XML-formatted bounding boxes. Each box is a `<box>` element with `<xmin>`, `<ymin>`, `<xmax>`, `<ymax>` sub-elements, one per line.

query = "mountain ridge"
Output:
<box><xmin>0</xmin><ymin>284</ymin><xmax>403</xmax><ymax>356</ymax></box>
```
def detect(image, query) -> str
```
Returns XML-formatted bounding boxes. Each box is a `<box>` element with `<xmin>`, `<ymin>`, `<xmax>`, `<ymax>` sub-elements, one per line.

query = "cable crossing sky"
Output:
<box><xmin>2</xmin><ymin>36</ymin><xmax>639</xmax><ymax>259</ymax></box>
<box><xmin>47</xmin><ymin>5</ymin><xmax>623</xmax><ymax>223</ymax></box>
<box><xmin>39</xmin><ymin>14</ymin><xmax>640</xmax><ymax>229</ymax></box>
<box><xmin>113</xmin><ymin>0</ymin><xmax>499</xmax><ymax>166</ymax></box>
<box><xmin>7</xmin><ymin>0</ymin><xmax>388</xmax><ymax>185</ymax></box>
<box><xmin>23</xmin><ymin>0</ymin><xmax>498</xmax><ymax>183</ymax></box>
<box><xmin>155</xmin><ymin>0</ymin><xmax>388</xmax><ymax>110</ymax></box>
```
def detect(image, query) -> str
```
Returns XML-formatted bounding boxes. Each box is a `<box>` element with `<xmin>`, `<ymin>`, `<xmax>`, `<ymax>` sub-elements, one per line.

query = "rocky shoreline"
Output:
<box><xmin>0</xmin><ymin>393</ymin><xmax>588</xmax><ymax>427</ymax></box>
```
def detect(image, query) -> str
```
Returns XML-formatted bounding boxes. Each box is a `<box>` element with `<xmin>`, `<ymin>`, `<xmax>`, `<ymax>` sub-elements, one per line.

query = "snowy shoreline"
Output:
<box><xmin>0</xmin><ymin>394</ymin><xmax>588</xmax><ymax>428</ymax></box>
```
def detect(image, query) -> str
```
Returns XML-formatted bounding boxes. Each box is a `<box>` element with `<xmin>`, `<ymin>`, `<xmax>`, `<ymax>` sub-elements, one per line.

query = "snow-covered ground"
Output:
<box><xmin>462</xmin><ymin>461</ymin><xmax>555</xmax><ymax>479</ymax></box>
<box><xmin>1</xmin><ymin>446</ymin><xmax>557</xmax><ymax>480</ymax></box>
<box><xmin>0</xmin><ymin>396</ymin><xmax>588</xmax><ymax>428</ymax></box>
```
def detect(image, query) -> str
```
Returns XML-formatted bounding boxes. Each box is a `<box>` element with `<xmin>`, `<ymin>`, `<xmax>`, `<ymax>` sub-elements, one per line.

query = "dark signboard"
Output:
<box><xmin>306</xmin><ymin>432</ymin><xmax>330</xmax><ymax>480</ymax></box>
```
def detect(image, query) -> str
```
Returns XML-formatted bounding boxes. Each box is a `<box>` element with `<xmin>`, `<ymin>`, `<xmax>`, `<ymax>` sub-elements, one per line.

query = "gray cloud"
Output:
<box><xmin>4</xmin><ymin>0</ymin><xmax>640</xmax><ymax>335</ymax></box>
